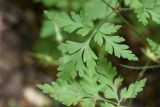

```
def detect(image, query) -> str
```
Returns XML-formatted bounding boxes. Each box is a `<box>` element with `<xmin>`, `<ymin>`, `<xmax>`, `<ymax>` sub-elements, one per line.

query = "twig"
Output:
<box><xmin>102</xmin><ymin>0</ymin><xmax>114</xmax><ymax>10</ymax></box>
<box><xmin>120</xmin><ymin>64</ymin><xmax>160</xmax><ymax>70</ymax></box>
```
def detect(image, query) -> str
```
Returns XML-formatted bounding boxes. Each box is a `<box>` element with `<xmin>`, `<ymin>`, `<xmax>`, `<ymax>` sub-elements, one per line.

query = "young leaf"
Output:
<box><xmin>147</xmin><ymin>38</ymin><xmax>160</xmax><ymax>59</ymax></box>
<box><xmin>125</xmin><ymin>0</ymin><xmax>160</xmax><ymax>25</ymax></box>
<box><xmin>136</xmin><ymin>8</ymin><xmax>150</xmax><ymax>25</ymax></box>
<box><xmin>120</xmin><ymin>78</ymin><xmax>147</xmax><ymax>99</ymax></box>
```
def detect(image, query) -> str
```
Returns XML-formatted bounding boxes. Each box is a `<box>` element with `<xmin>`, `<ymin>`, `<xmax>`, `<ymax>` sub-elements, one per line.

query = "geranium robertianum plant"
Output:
<box><xmin>37</xmin><ymin>0</ymin><xmax>160</xmax><ymax>107</ymax></box>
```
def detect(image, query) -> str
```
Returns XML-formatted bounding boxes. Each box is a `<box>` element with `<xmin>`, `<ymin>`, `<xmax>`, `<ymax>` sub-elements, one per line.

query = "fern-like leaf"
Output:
<box><xmin>44</xmin><ymin>11</ymin><xmax>93</xmax><ymax>36</ymax></box>
<box><xmin>147</xmin><ymin>38</ymin><xmax>160</xmax><ymax>59</ymax></box>
<box><xmin>94</xmin><ymin>23</ymin><xmax>138</xmax><ymax>61</ymax></box>
<box><xmin>120</xmin><ymin>78</ymin><xmax>147</xmax><ymax>99</ymax></box>
<box><xmin>38</xmin><ymin>79</ymin><xmax>87</xmax><ymax>106</ymax></box>
<box><xmin>58</xmin><ymin>41</ymin><xmax>97</xmax><ymax>78</ymax></box>
<box><xmin>125</xmin><ymin>0</ymin><xmax>160</xmax><ymax>25</ymax></box>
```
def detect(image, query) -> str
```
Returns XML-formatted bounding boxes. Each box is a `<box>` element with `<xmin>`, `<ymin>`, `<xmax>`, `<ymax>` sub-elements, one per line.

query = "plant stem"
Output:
<box><xmin>127</xmin><ymin>42</ymin><xmax>160</xmax><ymax>106</ymax></box>
<box><xmin>138</xmin><ymin>61</ymin><xmax>151</xmax><ymax>79</ymax></box>
<box><xmin>117</xmin><ymin>12</ymin><xmax>146</xmax><ymax>43</ymax></box>
<box><xmin>102</xmin><ymin>0</ymin><xmax>114</xmax><ymax>10</ymax></box>
<box><xmin>120</xmin><ymin>64</ymin><xmax>160</xmax><ymax>70</ymax></box>
<box><xmin>99</xmin><ymin>96</ymin><xmax>118</xmax><ymax>106</ymax></box>
<box><xmin>119</xmin><ymin>8</ymin><xmax>134</xmax><ymax>11</ymax></box>
<box><xmin>127</xmin><ymin>60</ymin><xmax>150</xmax><ymax>107</ymax></box>
<box><xmin>85</xmin><ymin>30</ymin><xmax>97</xmax><ymax>44</ymax></box>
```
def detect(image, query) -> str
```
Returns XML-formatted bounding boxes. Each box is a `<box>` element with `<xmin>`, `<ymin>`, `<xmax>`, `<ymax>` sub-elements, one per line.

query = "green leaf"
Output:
<box><xmin>83</xmin><ymin>47</ymin><xmax>97</xmax><ymax>68</ymax></box>
<box><xmin>46</xmin><ymin>10</ymin><xmax>138</xmax><ymax>61</ymax></box>
<box><xmin>126</xmin><ymin>0</ymin><xmax>160</xmax><ymax>25</ymax></box>
<box><xmin>37</xmin><ymin>1</ymin><xmax>147</xmax><ymax>107</ymax></box>
<box><xmin>120</xmin><ymin>78</ymin><xmax>147</xmax><ymax>99</ymax></box>
<box><xmin>103</xmin><ymin>86</ymin><xmax>117</xmax><ymax>99</ymax></box>
<box><xmin>147</xmin><ymin>7</ymin><xmax>160</xmax><ymax>24</ymax></box>
<box><xmin>147</xmin><ymin>38</ymin><xmax>160</xmax><ymax>59</ymax></box>
<box><xmin>38</xmin><ymin>79</ymin><xmax>86</xmax><ymax>106</ymax></box>
<box><xmin>135</xmin><ymin>6</ymin><xmax>160</xmax><ymax>25</ymax></box>
<box><xmin>44</xmin><ymin>11</ymin><xmax>93</xmax><ymax>36</ymax></box>
<box><xmin>104</xmin><ymin>36</ymin><xmax>138</xmax><ymax>61</ymax></box>
<box><xmin>136</xmin><ymin>8</ymin><xmax>150</xmax><ymax>25</ymax></box>
<box><xmin>58</xmin><ymin>52</ymin><xmax>86</xmax><ymax>78</ymax></box>
<box><xmin>58</xmin><ymin>41</ymin><xmax>97</xmax><ymax>78</ymax></box>
<box><xmin>94</xmin><ymin>23</ymin><xmax>138</xmax><ymax>61</ymax></box>
<box><xmin>80</xmin><ymin>68</ymin><xmax>100</xmax><ymax>96</ymax></box>
<box><xmin>97</xmin><ymin>57</ymin><xmax>117</xmax><ymax>80</ymax></box>
<box><xmin>124</xmin><ymin>0</ymin><xmax>142</xmax><ymax>8</ymax></box>
<box><xmin>83</xmin><ymin>0</ymin><xmax>107</xmax><ymax>20</ymax></box>
<box><xmin>80</xmin><ymin>99</ymin><xmax>96</xmax><ymax>107</ymax></box>
<box><xmin>99</xmin><ymin>23</ymin><xmax>121</xmax><ymax>35</ymax></box>
<box><xmin>100</xmin><ymin>102</ymin><xmax>116</xmax><ymax>107</ymax></box>
<box><xmin>96</xmin><ymin>58</ymin><xmax>120</xmax><ymax>100</ymax></box>
<box><xmin>83</xmin><ymin>0</ymin><xmax>118</xmax><ymax>20</ymax></box>
<box><xmin>94</xmin><ymin>32</ymin><xmax>104</xmax><ymax>45</ymax></box>
<box><xmin>58</xmin><ymin>41</ymin><xmax>83</xmax><ymax>54</ymax></box>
